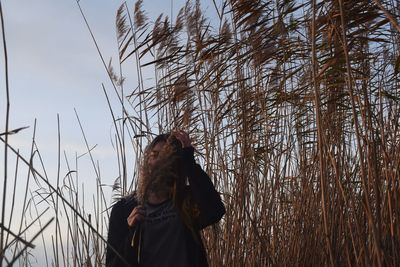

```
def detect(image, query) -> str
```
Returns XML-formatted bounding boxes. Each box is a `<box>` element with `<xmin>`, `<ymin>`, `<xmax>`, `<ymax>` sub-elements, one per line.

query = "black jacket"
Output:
<box><xmin>106</xmin><ymin>147</ymin><xmax>225</xmax><ymax>267</ymax></box>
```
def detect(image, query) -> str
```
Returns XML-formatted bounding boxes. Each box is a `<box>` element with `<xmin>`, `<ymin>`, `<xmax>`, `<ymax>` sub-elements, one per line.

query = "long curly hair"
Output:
<box><xmin>136</xmin><ymin>133</ymin><xmax>171</xmax><ymax>203</ymax></box>
<box><xmin>136</xmin><ymin>133</ymin><xmax>198</xmax><ymax>232</ymax></box>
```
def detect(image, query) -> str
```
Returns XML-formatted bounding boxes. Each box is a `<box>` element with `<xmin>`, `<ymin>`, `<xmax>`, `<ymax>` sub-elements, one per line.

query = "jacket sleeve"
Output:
<box><xmin>181</xmin><ymin>147</ymin><xmax>226</xmax><ymax>230</ymax></box>
<box><xmin>106</xmin><ymin>199</ymin><xmax>134</xmax><ymax>267</ymax></box>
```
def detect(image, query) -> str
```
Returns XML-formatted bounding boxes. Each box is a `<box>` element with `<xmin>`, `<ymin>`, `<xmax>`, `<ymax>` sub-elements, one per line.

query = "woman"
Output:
<box><xmin>106</xmin><ymin>131</ymin><xmax>225</xmax><ymax>267</ymax></box>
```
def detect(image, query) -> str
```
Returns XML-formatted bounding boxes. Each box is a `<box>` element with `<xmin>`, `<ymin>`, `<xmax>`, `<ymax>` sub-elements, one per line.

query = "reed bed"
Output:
<box><xmin>1</xmin><ymin>0</ymin><xmax>400</xmax><ymax>266</ymax></box>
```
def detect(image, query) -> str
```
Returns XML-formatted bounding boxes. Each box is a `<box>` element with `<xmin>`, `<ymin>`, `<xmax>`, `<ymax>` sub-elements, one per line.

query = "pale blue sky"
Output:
<box><xmin>1</xmin><ymin>0</ymin><xmax>208</xmax><ymax>181</ymax></box>
<box><xmin>1</xmin><ymin>0</ymin><xmax>214</xmax><ymax>172</ymax></box>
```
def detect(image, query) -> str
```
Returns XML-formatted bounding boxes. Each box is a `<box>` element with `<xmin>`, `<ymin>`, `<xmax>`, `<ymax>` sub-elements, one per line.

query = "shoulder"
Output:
<box><xmin>110</xmin><ymin>194</ymin><xmax>138</xmax><ymax>218</ymax></box>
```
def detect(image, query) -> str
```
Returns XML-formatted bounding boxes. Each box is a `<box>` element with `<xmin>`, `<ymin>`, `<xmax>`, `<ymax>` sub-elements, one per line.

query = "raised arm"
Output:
<box><xmin>181</xmin><ymin>146</ymin><xmax>225</xmax><ymax>230</ymax></box>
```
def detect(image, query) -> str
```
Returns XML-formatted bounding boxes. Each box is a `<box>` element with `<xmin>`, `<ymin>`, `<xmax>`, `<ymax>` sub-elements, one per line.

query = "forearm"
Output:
<box><xmin>182</xmin><ymin>147</ymin><xmax>225</xmax><ymax>228</ymax></box>
<box><xmin>188</xmin><ymin>164</ymin><xmax>225</xmax><ymax>227</ymax></box>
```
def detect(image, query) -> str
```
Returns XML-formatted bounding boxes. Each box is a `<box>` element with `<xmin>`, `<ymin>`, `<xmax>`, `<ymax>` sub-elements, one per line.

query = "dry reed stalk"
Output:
<box><xmin>0</xmin><ymin>2</ymin><xmax>10</xmax><ymax>265</ymax></box>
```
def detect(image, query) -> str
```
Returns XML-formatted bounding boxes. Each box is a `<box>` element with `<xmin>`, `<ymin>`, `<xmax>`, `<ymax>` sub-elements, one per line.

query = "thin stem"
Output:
<box><xmin>310</xmin><ymin>0</ymin><xmax>335</xmax><ymax>265</ymax></box>
<box><xmin>0</xmin><ymin>2</ymin><xmax>10</xmax><ymax>265</ymax></box>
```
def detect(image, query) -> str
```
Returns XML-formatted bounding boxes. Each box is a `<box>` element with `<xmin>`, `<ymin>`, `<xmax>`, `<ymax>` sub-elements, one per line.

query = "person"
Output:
<box><xmin>106</xmin><ymin>131</ymin><xmax>225</xmax><ymax>267</ymax></box>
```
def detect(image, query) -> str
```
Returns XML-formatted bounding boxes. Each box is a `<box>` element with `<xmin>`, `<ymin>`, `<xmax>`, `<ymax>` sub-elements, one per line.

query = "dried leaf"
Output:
<box><xmin>116</xmin><ymin>4</ymin><xmax>129</xmax><ymax>42</ymax></box>
<box><xmin>134</xmin><ymin>0</ymin><xmax>147</xmax><ymax>30</ymax></box>
<box><xmin>0</xmin><ymin>126</ymin><xmax>29</xmax><ymax>136</ymax></box>
<box><xmin>172</xmin><ymin>73</ymin><xmax>189</xmax><ymax>103</ymax></box>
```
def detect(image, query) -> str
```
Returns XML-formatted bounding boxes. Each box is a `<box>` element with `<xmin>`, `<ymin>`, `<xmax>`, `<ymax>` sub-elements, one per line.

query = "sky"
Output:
<box><xmin>0</xmin><ymin>0</ymin><xmax>196</xmax><ymax>191</ymax></box>
<box><xmin>0</xmin><ymin>0</ymin><xmax>215</xmax><ymax>265</ymax></box>
<box><xmin>0</xmin><ymin>0</ymin><xmax>212</xmax><ymax>176</ymax></box>
<box><xmin>1</xmin><ymin>0</ymin><xmax>189</xmax><ymax>168</ymax></box>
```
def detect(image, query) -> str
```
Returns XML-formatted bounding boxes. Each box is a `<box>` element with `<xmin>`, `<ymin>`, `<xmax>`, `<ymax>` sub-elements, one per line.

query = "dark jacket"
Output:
<box><xmin>106</xmin><ymin>147</ymin><xmax>225</xmax><ymax>267</ymax></box>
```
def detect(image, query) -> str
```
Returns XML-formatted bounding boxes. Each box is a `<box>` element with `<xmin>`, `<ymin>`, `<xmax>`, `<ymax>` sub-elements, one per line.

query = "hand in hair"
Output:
<box><xmin>173</xmin><ymin>130</ymin><xmax>191</xmax><ymax>148</ymax></box>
